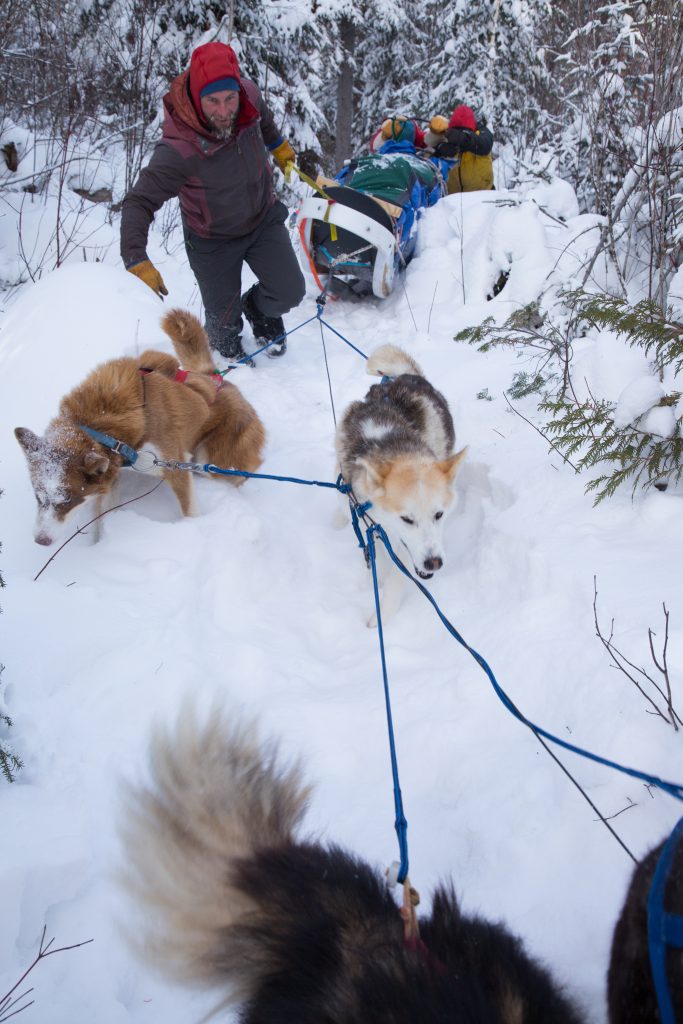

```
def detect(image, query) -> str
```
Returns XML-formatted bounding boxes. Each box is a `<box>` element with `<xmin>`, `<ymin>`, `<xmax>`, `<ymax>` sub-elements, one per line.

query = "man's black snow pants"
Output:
<box><xmin>184</xmin><ymin>200</ymin><xmax>306</xmax><ymax>355</ymax></box>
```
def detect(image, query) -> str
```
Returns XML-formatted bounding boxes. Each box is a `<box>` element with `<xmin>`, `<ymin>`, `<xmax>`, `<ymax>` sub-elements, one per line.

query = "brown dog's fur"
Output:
<box><xmin>15</xmin><ymin>309</ymin><xmax>265</xmax><ymax>544</ymax></box>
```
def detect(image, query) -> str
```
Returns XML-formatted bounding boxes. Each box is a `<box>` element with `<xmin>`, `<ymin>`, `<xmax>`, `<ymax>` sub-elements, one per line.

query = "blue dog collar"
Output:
<box><xmin>80</xmin><ymin>425</ymin><xmax>139</xmax><ymax>466</ymax></box>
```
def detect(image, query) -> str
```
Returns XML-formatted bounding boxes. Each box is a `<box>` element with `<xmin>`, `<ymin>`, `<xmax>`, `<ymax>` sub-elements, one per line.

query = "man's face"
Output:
<box><xmin>200</xmin><ymin>89</ymin><xmax>239</xmax><ymax>138</ymax></box>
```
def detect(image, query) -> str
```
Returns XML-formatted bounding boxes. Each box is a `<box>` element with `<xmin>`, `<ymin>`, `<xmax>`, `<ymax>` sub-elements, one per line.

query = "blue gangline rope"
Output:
<box><xmin>149</xmin><ymin>461</ymin><xmax>683</xmax><ymax>878</ymax></box>
<box><xmin>202</xmin><ymin>464</ymin><xmax>349</xmax><ymax>491</ymax></box>
<box><xmin>219</xmin><ymin>313</ymin><xmax>320</xmax><ymax>368</ymax></box>
<box><xmin>367</xmin><ymin>528</ymin><xmax>410</xmax><ymax>884</ymax></box>
<box><xmin>218</xmin><ymin>305</ymin><xmax>367</xmax><ymax>368</ymax></box>
<box><xmin>366</xmin><ymin>521</ymin><xmax>683</xmax><ymax>803</ymax></box>
<box><xmin>648</xmin><ymin>815</ymin><xmax>683</xmax><ymax>1024</ymax></box>
<box><xmin>318</xmin><ymin>315</ymin><xmax>368</xmax><ymax>360</ymax></box>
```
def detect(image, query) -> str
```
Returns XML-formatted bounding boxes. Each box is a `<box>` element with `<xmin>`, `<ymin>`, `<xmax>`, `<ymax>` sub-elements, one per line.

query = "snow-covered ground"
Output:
<box><xmin>1</xmin><ymin>180</ymin><xmax>682</xmax><ymax>1023</ymax></box>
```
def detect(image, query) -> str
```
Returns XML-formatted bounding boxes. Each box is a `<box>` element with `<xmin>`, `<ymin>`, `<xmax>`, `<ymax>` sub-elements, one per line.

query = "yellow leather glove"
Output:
<box><xmin>429</xmin><ymin>115</ymin><xmax>449</xmax><ymax>134</ymax></box>
<box><xmin>128</xmin><ymin>259</ymin><xmax>168</xmax><ymax>297</ymax></box>
<box><xmin>271</xmin><ymin>140</ymin><xmax>296</xmax><ymax>173</ymax></box>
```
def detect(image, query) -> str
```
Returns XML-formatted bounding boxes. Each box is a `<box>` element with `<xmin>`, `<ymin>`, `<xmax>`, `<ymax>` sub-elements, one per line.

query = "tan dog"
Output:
<box><xmin>15</xmin><ymin>309</ymin><xmax>265</xmax><ymax>545</ymax></box>
<box><xmin>336</xmin><ymin>344</ymin><xmax>466</xmax><ymax>622</ymax></box>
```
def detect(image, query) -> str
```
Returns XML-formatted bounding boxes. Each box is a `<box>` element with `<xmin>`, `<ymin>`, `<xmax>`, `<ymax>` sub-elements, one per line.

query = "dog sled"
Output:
<box><xmin>297</xmin><ymin>151</ymin><xmax>443</xmax><ymax>299</ymax></box>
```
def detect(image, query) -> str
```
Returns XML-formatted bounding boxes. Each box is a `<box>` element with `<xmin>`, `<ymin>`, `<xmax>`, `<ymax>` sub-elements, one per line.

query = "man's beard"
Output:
<box><xmin>208</xmin><ymin>113</ymin><xmax>236</xmax><ymax>140</ymax></box>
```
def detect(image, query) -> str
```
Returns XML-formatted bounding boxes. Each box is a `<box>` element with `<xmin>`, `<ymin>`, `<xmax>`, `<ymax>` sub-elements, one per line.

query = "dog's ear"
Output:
<box><xmin>439</xmin><ymin>446</ymin><xmax>468</xmax><ymax>482</ymax></box>
<box><xmin>82</xmin><ymin>451</ymin><xmax>110</xmax><ymax>477</ymax></box>
<box><xmin>355</xmin><ymin>458</ymin><xmax>389</xmax><ymax>499</ymax></box>
<box><xmin>15</xmin><ymin>427</ymin><xmax>44</xmax><ymax>458</ymax></box>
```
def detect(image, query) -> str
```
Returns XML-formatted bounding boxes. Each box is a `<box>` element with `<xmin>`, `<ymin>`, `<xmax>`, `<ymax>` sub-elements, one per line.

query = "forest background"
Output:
<box><xmin>0</xmin><ymin>0</ymin><xmax>681</xmax><ymax>311</ymax></box>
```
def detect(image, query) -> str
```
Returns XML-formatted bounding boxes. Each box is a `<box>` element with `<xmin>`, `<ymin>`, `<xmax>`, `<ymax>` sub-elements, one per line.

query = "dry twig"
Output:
<box><xmin>34</xmin><ymin>480</ymin><xmax>163</xmax><ymax>581</ymax></box>
<box><xmin>0</xmin><ymin>927</ymin><xmax>93</xmax><ymax>1022</ymax></box>
<box><xmin>593</xmin><ymin>577</ymin><xmax>681</xmax><ymax>729</ymax></box>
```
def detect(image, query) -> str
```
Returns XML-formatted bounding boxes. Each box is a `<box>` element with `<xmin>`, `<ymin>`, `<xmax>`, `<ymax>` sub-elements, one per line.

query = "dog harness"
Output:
<box><xmin>648</xmin><ymin>815</ymin><xmax>683</xmax><ymax>1023</ymax></box>
<box><xmin>79</xmin><ymin>367</ymin><xmax>225</xmax><ymax>466</ymax></box>
<box><xmin>139</xmin><ymin>366</ymin><xmax>226</xmax><ymax>404</ymax></box>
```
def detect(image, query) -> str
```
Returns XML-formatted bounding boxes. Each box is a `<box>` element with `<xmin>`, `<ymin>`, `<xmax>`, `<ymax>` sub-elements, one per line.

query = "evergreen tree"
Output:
<box><xmin>548</xmin><ymin>0</ymin><xmax>682</xmax><ymax>303</ymax></box>
<box><xmin>356</xmin><ymin>0</ymin><xmax>424</xmax><ymax>144</ymax></box>
<box><xmin>411</xmin><ymin>0</ymin><xmax>551</xmax><ymax>146</ymax></box>
<box><xmin>74</xmin><ymin>0</ymin><xmax>330</xmax><ymax>187</ymax></box>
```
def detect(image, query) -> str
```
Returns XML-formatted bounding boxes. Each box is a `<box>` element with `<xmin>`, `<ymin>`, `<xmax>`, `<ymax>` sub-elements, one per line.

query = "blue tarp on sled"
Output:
<box><xmin>297</xmin><ymin>140</ymin><xmax>447</xmax><ymax>299</ymax></box>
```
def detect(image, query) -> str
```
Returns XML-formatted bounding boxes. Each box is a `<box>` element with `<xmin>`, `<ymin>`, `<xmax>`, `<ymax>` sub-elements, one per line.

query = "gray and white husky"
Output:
<box><xmin>336</xmin><ymin>345</ymin><xmax>466</xmax><ymax>622</ymax></box>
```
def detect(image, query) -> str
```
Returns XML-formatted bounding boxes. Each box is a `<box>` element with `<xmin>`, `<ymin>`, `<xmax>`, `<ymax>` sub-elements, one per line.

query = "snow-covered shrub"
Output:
<box><xmin>543</xmin><ymin>294</ymin><xmax>683</xmax><ymax>501</ymax></box>
<box><xmin>458</xmin><ymin>291</ymin><xmax>683</xmax><ymax>502</ymax></box>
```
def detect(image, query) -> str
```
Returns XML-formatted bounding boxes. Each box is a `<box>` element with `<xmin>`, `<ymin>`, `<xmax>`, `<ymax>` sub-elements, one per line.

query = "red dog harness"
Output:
<box><xmin>139</xmin><ymin>366</ymin><xmax>225</xmax><ymax>404</ymax></box>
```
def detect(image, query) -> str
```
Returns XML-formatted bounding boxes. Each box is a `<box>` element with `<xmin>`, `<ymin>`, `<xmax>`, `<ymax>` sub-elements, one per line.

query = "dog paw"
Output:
<box><xmin>366</xmin><ymin>611</ymin><xmax>378</xmax><ymax>629</ymax></box>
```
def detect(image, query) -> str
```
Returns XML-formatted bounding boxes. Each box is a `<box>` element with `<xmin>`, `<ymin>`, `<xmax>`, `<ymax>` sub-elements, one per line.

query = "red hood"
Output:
<box><xmin>162</xmin><ymin>69</ymin><xmax>260</xmax><ymax>147</ymax></box>
<box><xmin>188</xmin><ymin>42</ymin><xmax>240</xmax><ymax>117</ymax></box>
<box><xmin>449</xmin><ymin>104</ymin><xmax>477</xmax><ymax>131</ymax></box>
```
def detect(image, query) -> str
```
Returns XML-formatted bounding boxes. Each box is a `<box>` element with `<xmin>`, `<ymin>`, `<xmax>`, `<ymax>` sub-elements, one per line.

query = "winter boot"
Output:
<box><xmin>212</xmin><ymin>325</ymin><xmax>255</xmax><ymax>368</ymax></box>
<box><xmin>241</xmin><ymin>285</ymin><xmax>287</xmax><ymax>357</ymax></box>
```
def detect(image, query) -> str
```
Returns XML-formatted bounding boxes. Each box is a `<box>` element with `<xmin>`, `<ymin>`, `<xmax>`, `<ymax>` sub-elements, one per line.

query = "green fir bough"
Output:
<box><xmin>457</xmin><ymin>292</ymin><xmax>683</xmax><ymax>503</ymax></box>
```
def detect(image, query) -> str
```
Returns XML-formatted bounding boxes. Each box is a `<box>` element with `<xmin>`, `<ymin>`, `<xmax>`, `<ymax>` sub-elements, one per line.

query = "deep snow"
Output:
<box><xmin>1</xmin><ymin>182</ymin><xmax>682</xmax><ymax>1023</ymax></box>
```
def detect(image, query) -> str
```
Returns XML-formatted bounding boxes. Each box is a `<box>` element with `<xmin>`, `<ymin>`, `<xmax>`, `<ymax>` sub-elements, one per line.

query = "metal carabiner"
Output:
<box><xmin>130</xmin><ymin>449</ymin><xmax>161</xmax><ymax>475</ymax></box>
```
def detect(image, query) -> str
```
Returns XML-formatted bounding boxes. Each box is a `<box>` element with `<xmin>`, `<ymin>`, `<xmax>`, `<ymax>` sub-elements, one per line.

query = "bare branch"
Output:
<box><xmin>593</xmin><ymin>577</ymin><xmax>680</xmax><ymax>729</ymax></box>
<box><xmin>34</xmin><ymin>480</ymin><xmax>163</xmax><ymax>582</ymax></box>
<box><xmin>0</xmin><ymin>926</ymin><xmax>93</xmax><ymax>1021</ymax></box>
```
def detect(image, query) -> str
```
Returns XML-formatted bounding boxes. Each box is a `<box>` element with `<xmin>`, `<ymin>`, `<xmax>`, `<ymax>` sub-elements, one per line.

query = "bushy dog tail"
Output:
<box><xmin>366</xmin><ymin>343</ymin><xmax>423</xmax><ymax>379</ymax></box>
<box><xmin>161</xmin><ymin>308</ymin><xmax>215</xmax><ymax>375</ymax></box>
<box><xmin>119</xmin><ymin>706</ymin><xmax>310</xmax><ymax>995</ymax></box>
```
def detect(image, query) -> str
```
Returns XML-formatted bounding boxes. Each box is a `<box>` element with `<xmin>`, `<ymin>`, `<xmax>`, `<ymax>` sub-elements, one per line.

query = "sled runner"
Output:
<box><xmin>297</xmin><ymin>151</ymin><xmax>443</xmax><ymax>299</ymax></box>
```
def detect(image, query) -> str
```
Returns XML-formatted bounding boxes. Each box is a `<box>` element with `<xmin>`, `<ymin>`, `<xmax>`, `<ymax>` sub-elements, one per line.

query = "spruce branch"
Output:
<box><xmin>578</xmin><ymin>293</ymin><xmax>683</xmax><ymax>378</ymax></box>
<box><xmin>503</xmin><ymin>394</ymin><xmax>580</xmax><ymax>471</ymax></box>
<box><xmin>466</xmin><ymin>290</ymin><xmax>683</xmax><ymax>503</ymax></box>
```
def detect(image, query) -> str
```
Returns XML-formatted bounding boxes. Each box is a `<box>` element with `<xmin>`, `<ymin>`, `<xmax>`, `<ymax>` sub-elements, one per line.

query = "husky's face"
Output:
<box><xmin>15</xmin><ymin>427</ymin><xmax>114</xmax><ymax>545</ymax></box>
<box><xmin>355</xmin><ymin>449</ymin><xmax>467</xmax><ymax>578</ymax></box>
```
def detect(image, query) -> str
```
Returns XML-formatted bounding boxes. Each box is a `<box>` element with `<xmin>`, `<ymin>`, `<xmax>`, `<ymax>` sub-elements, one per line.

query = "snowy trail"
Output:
<box><xmin>1</xmin><ymin>190</ymin><xmax>682</xmax><ymax>1022</ymax></box>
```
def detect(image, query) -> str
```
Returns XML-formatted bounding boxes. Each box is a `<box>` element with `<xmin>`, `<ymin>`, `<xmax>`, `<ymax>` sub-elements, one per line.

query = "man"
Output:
<box><xmin>120</xmin><ymin>42</ymin><xmax>306</xmax><ymax>363</ymax></box>
<box><xmin>425</xmin><ymin>104</ymin><xmax>494</xmax><ymax>193</ymax></box>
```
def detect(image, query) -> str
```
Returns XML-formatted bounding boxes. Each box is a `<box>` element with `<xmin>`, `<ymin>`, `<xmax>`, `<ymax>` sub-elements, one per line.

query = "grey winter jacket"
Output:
<box><xmin>120</xmin><ymin>72</ymin><xmax>282</xmax><ymax>267</ymax></box>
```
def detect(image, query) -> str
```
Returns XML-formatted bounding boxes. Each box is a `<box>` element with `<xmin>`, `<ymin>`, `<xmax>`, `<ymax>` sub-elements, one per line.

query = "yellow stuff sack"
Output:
<box><xmin>447</xmin><ymin>152</ymin><xmax>494</xmax><ymax>193</ymax></box>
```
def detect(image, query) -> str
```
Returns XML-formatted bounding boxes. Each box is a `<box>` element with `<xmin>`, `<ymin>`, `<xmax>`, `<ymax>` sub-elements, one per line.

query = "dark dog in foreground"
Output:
<box><xmin>121</xmin><ymin>711</ymin><xmax>584</xmax><ymax>1023</ymax></box>
<box><xmin>607</xmin><ymin>825</ymin><xmax>683</xmax><ymax>1023</ymax></box>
